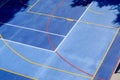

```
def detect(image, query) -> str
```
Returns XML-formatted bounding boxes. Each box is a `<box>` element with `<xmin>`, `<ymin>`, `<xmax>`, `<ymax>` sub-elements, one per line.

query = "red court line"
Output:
<box><xmin>19</xmin><ymin>0</ymin><xmax>103</xmax><ymax>80</ymax></box>
<box><xmin>109</xmin><ymin>57</ymin><xmax>120</xmax><ymax>80</ymax></box>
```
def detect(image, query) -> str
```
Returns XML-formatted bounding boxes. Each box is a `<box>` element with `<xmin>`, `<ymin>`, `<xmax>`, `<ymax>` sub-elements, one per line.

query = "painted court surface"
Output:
<box><xmin>0</xmin><ymin>0</ymin><xmax>120</xmax><ymax>80</ymax></box>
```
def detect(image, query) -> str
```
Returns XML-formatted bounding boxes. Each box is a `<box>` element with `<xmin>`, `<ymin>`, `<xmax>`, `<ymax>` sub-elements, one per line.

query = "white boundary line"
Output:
<box><xmin>2</xmin><ymin>23</ymin><xmax>65</xmax><ymax>38</ymax></box>
<box><xmin>54</xmin><ymin>3</ymin><xmax>93</xmax><ymax>52</ymax></box>
<box><xmin>0</xmin><ymin>38</ymin><xmax>54</xmax><ymax>53</ymax></box>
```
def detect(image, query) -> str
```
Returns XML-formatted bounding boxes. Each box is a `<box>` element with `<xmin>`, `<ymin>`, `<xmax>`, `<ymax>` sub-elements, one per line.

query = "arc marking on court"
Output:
<box><xmin>0</xmin><ymin>34</ymin><xmax>91</xmax><ymax>79</ymax></box>
<box><xmin>0</xmin><ymin>68</ymin><xmax>37</xmax><ymax>80</ymax></box>
<box><xmin>86</xmin><ymin>2</ymin><xmax>104</xmax><ymax>15</ymax></box>
<box><xmin>91</xmin><ymin>28</ymin><xmax>120</xmax><ymax>80</ymax></box>
<box><xmin>25</xmin><ymin>0</ymin><xmax>116</xmax><ymax>29</ymax></box>
<box><xmin>87</xmin><ymin>6</ymin><xmax>104</xmax><ymax>15</ymax></box>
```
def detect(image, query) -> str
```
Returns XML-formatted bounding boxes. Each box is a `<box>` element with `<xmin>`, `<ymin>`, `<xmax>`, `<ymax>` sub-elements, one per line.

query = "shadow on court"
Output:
<box><xmin>71</xmin><ymin>0</ymin><xmax>120</xmax><ymax>25</ymax></box>
<box><xmin>0</xmin><ymin>0</ymin><xmax>29</xmax><ymax>27</ymax></box>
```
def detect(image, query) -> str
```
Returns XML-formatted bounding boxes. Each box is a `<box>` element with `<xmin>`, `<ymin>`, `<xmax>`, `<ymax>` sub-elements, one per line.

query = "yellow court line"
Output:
<box><xmin>87</xmin><ymin>7</ymin><xmax>104</xmax><ymax>15</ymax></box>
<box><xmin>79</xmin><ymin>20</ymin><xmax>116</xmax><ymax>29</ymax></box>
<box><xmin>25</xmin><ymin>0</ymin><xmax>116</xmax><ymax>29</ymax></box>
<box><xmin>91</xmin><ymin>28</ymin><xmax>120</xmax><ymax>80</ymax></box>
<box><xmin>28</xmin><ymin>11</ymin><xmax>116</xmax><ymax>29</ymax></box>
<box><xmin>27</xmin><ymin>11</ymin><xmax>77</xmax><ymax>21</ymax></box>
<box><xmin>0</xmin><ymin>34</ymin><xmax>91</xmax><ymax>79</ymax></box>
<box><xmin>0</xmin><ymin>68</ymin><xmax>37</xmax><ymax>80</ymax></box>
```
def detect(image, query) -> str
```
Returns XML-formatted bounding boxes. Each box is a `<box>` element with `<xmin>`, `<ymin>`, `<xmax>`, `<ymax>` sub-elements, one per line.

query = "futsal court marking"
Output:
<box><xmin>1</xmin><ymin>0</ymin><xmax>117</xmax><ymax>79</ymax></box>
<box><xmin>0</xmin><ymin>35</ymin><xmax>91</xmax><ymax>79</ymax></box>
<box><xmin>25</xmin><ymin>0</ymin><xmax>116</xmax><ymax>29</ymax></box>
<box><xmin>0</xmin><ymin>68</ymin><xmax>37</xmax><ymax>80</ymax></box>
<box><xmin>0</xmin><ymin>0</ymin><xmax>118</xmax><ymax>79</ymax></box>
<box><xmin>91</xmin><ymin>28</ymin><xmax>120</xmax><ymax>80</ymax></box>
<box><xmin>109</xmin><ymin>57</ymin><xmax>120</xmax><ymax>80</ymax></box>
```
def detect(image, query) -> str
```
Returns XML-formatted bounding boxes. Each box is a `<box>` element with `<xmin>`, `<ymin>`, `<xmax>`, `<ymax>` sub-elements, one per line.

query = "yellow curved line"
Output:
<box><xmin>86</xmin><ymin>6</ymin><xmax>104</xmax><ymax>15</ymax></box>
<box><xmin>0</xmin><ymin>68</ymin><xmax>37</xmax><ymax>80</ymax></box>
<box><xmin>85</xmin><ymin>1</ymin><xmax>104</xmax><ymax>15</ymax></box>
<box><xmin>91</xmin><ymin>28</ymin><xmax>120</xmax><ymax>80</ymax></box>
<box><xmin>0</xmin><ymin>34</ymin><xmax>91</xmax><ymax>79</ymax></box>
